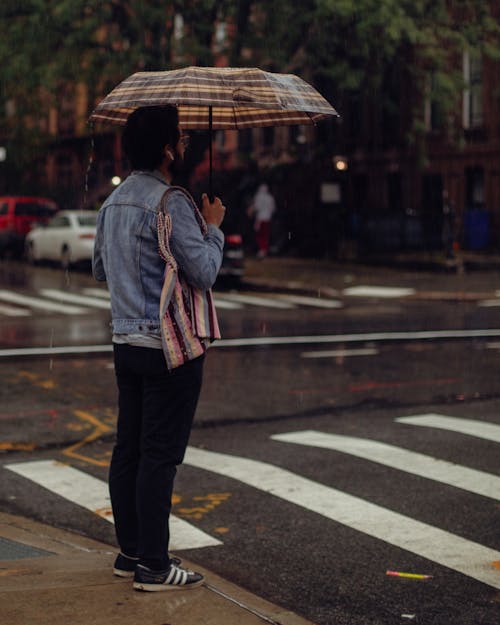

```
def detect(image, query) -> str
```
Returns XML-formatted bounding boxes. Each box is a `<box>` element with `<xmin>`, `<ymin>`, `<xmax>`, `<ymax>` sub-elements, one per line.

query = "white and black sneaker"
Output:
<box><xmin>133</xmin><ymin>561</ymin><xmax>204</xmax><ymax>591</ymax></box>
<box><xmin>113</xmin><ymin>553</ymin><xmax>139</xmax><ymax>578</ymax></box>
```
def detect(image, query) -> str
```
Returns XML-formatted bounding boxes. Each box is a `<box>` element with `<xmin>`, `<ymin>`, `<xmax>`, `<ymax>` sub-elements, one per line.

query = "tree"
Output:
<box><xmin>0</xmin><ymin>0</ymin><xmax>231</xmax><ymax>188</ymax></box>
<box><xmin>228</xmin><ymin>0</ymin><xmax>499</xmax><ymax>153</ymax></box>
<box><xmin>0</xmin><ymin>0</ymin><xmax>498</xmax><ymax>190</ymax></box>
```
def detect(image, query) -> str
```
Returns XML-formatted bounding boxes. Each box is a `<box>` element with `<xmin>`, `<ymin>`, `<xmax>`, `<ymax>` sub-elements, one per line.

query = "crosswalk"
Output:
<box><xmin>0</xmin><ymin>287</ymin><xmax>343</xmax><ymax>317</ymax></box>
<box><xmin>3</xmin><ymin>283</ymin><xmax>500</xmax><ymax>317</ymax></box>
<box><xmin>4</xmin><ymin>413</ymin><xmax>500</xmax><ymax>590</ymax></box>
<box><xmin>5</xmin><ymin>460</ymin><xmax>221</xmax><ymax>551</ymax></box>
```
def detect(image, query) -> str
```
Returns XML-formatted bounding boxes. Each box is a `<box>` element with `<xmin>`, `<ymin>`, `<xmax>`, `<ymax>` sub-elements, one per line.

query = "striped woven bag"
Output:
<box><xmin>157</xmin><ymin>187</ymin><xmax>221</xmax><ymax>370</ymax></box>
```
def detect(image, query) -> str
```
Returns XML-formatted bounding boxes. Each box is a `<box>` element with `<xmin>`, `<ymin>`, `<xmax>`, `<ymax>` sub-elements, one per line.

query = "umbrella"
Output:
<box><xmin>89</xmin><ymin>66</ymin><xmax>339</xmax><ymax>196</ymax></box>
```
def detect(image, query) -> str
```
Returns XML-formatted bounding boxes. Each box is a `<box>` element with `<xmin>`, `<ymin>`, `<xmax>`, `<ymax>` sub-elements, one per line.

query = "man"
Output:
<box><xmin>249</xmin><ymin>182</ymin><xmax>276</xmax><ymax>258</ymax></box>
<box><xmin>92</xmin><ymin>105</ymin><xmax>225</xmax><ymax>591</ymax></box>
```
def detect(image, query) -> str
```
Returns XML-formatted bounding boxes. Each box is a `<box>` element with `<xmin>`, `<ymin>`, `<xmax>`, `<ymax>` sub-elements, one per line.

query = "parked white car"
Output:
<box><xmin>25</xmin><ymin>210</ymin><xmax>97</xmax><ymax>269</ymax></box>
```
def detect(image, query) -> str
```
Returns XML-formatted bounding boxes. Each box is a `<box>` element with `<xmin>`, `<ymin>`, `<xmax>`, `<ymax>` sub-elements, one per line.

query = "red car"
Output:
<box><xmin>0</xmin><ymin>196</ymin><xmax>58</xmax><ymax>257</ymax></box>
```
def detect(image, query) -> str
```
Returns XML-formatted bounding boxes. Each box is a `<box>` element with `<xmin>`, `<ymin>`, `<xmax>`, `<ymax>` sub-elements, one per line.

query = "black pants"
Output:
<box><xmin>110</xmin><ymin>343</ymin><xmax>204</xmax><ymax>570</ymax></box>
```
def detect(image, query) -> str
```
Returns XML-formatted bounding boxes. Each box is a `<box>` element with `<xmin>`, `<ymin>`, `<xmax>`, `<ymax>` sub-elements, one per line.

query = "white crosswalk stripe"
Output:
<box><xmin>271</xmin><ymin>429</ymin><xmax>500</xmax><ymax>501</ymax></box>
<box><xmin>273</xmin><ymin>293</ymin><xmax>343</xmax><ymax>308</ymax></box>
<box><xmin>82</xmin><ymin>288</ymin><xmax>110</xmax><ymax>299</ymax></box>
<box><xmin>0</xmin><ymin>287</ymin><xmax>347</xmax><ymax>317</ymax></box>
<box><xmin>213</xmin><ymin>296</ymin><xmax>244</xmax><ymax>310</ymax></box>
<box><xmin>0</xmin><ymin>289</ymin><xmax>87</xmax><ymax>314</ymax></box>
<box><xmin>343</xmin><ymin>285</ymin><xmax>416</xmax><ymax>298</ymax></box>
<box><xmin>5</xmin><ymin>459</ymin><xmax>222</xmax><ymax>551</ymax></box>
<box><xmin>0</xmin><ymin>303</ymin><xmax>31</xmax><ymax>317</ymax></box>
<box><xmin>216</xmin><ymin>292</ymin><xmax>296</xmax><ymax>309</ymax></box>
<box><xmin>396</xmin><ymin>414</ymin><xmax>500</xmax><ymax>444</ymax></box>
<box><xmin>184</xmin><ymin>446</ymin><xmax>500</xmax><ymax>589</ymax></box>
<box><xmin>39</xmin><ymin>288</ymin><xmax>111</xmax><ymax>309</ymax></box>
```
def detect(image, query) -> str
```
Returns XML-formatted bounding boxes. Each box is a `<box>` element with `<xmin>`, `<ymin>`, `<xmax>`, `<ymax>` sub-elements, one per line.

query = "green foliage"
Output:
<box><xmin>0</xmin><ymin>0</ymin><xmax>498</xmax><ymax>182</ymax></box>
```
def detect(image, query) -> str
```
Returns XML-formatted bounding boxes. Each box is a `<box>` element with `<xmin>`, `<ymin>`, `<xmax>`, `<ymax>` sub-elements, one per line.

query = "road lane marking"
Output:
<box><xmin>82</xmin><ymin>288</ymin><xmax>110</xmax><ymax>299</ymax></box>
<box><xmin>0</xmin><ymin>289</ymin><xmax>87</xmax><ymax>314</ymax></box>
<box><xmin>214</xmin><ymin>329</ymin><xmax>500</xmax><ymax>347</ymax></box>
<box><xmin>184</xmin><ymin>446</ymin><xmax>500</xmax><ymax>589</ymax></box>
<box><xmin>40</xmin><ymin>289</ymin><xmax>110</xmax><ymax>309</ymax></box>
<box><xmin>213</xmin><ymin>296</ymin><xmax>244</xmax><ymax>310</ymax></box>
<box><xmin>5</xmin><ymin>460</ymin><xmax>222</xmax><ymax>550</ymax></box>
<box><xmin>396</xmin><ymin>414</ymin><xmax>500</xmax><ymax>444</ymax></box>
<box><xmin>342</xmin><ymin>286</ymin><xmax>416</xmax><ymax>298</ymax></box>
<box><xmin>3</xmin><ymin>328</ymin><xmax>500</xmax><ymax>358</ymax></box>
<box><xmin>0</xmin><ymin>345</ymin><xmax>114</xmax><ymax>357</ymax></box>
<box><xmin>301</xmin><ymin>348</ymin><xmax>378</xmax><ymax>359</ymax></box>
<box><xmin>217</xmin><ymin>293</ymin><xmax>296</xmax><ymax>309</ymax></box>
<box><xmin>273</xmin><ymin>294</ymin><xmax>343</xmax><ymax>309</ymax></box>
<box><xmin>0</xmin><ymin>303</ymin><xmax>31</xmax><ymax>317</ymax></box>
<box><xmin>271</xmin><ymin>430</ymin><xmax>500</xmax><ymax>501</ymax></box>
<box><xmin>478</xmin><ymin>300</ymin><xmax>500</xmax><ymax>307</ymax></box>
<box><xmin>62</xmin><ymin>410</ymin><xmax>113</xmax><ymax>467</ymax></box>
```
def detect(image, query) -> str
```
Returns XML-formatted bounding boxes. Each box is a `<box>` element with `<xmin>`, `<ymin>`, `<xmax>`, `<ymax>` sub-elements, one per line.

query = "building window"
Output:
<box><xmin>215</xmin><ymin>130</ymin><xmax>225</xmax><ymax>149</ymax></box>
<box><xmin>386</xmin><ymin>172</ymin><xmax>402</xmax><ymax>212</ymax></box>
<box><xmin>463</xmin><ymin>51</ymin><xmax>483</xmax><ymax>129</ymax></box>
<box><xmin>56</xmin><ymin>153</ymin><xmax>74</xmax><ymax>188</ymax></box>
<box><xmin>262</xmin><ymin>126</ymin><xmax>275</xmax><ymax>148</ymax></box>
<box><xmin>289</xmin><ymin>125</ymin><xmax>307</xmax><ymax>145</ymax></box>
<box><xmin>238</xmin><ymin>129</ymin><xmax>253</xmax><ymax>152</ymax></box>
<box><xmin>466</xmin><ymin>167</ymin><xmax>485</xmax><ymax>208</ymax></box>
<box><xmin>424</xmin><ymin>73</ymin><xmax>445</xmax><ymax>132</ymax></box>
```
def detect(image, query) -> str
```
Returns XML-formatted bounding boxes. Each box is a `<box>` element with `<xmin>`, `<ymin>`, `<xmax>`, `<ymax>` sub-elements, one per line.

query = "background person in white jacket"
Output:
<box><xmin>249</xmin><ymin>183</ymin><xmax>276</xmax><ymax>258</ymax></box>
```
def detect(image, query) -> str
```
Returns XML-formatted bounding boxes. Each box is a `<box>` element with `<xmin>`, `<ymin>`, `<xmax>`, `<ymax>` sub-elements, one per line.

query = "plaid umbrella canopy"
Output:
<box><xmin>89</xmin><ymin>66</ymin><xmax>338</xmax><ymax>194</ymax></box>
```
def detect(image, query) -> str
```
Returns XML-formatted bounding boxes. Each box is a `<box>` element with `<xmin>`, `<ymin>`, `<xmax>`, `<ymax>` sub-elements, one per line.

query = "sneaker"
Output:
<box><xmin>133</xmin><ymin>561</ymin><xmax>204</xmax><ymax>591</ymax></box>
<box><xmin>113</xmin><ymin>552</ymin><xmax>139</xmax><ymax>578</ymax></box>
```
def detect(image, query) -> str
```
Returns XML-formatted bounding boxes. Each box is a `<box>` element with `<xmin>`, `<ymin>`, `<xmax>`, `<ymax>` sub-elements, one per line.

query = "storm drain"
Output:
<box><xmin>0</xmin><ymin>537</ymin><xmax>54</xmax><ymax>560</ymax></box>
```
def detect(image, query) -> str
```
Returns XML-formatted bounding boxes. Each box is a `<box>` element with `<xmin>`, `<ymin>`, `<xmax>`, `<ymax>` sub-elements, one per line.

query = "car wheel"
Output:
<box><xmin>60</xmin><ymin>246</ymin><xmax>71</xmax><ymax>270</ymax></box>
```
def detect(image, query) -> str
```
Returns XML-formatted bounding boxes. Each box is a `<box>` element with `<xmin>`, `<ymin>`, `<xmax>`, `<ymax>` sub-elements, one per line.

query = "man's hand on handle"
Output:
<box><xmin>202</xmin><ymin>194</ymin><xmax>226</xmax><ymax>228</ymax></box>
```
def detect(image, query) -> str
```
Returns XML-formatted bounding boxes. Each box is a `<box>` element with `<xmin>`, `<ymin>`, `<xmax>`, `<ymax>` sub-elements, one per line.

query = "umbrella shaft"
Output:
<box><xmin>209</xmin><ymin>106</ymin><xmax>214</xmax><ymax>202</ymax></box>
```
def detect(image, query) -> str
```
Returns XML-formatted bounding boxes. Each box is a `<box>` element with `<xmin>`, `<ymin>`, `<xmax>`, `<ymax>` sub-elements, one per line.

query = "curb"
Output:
<box><xmin>0</xmin><ymin>512</ymin><xmax>315</xmax><ymax>625</ymax></box>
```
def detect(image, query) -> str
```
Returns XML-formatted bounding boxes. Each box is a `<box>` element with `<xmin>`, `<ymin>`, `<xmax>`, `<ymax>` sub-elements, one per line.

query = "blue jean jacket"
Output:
<box><xmin>92</xmin><ymin>170</ymin><xmax>224</xmax><ymax>336</ymax></box>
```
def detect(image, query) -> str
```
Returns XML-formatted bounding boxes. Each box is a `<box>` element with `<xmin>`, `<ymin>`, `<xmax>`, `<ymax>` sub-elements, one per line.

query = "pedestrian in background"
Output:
<box><xmin>92</xmin><ymin>105</ymin><xmax>225</xmax><ymax>591</ymax></box>
<box><xmin>249</xmin><ymin>182</ymin><xmax>276</xmax><ymax>258</ymax></box>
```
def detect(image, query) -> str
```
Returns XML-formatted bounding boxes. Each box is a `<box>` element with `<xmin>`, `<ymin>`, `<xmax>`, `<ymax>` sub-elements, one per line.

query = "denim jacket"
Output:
<box><xmin>92</xmin><ymin>170</ymin><xmax>224</xmax><ymax>336</ymax></box>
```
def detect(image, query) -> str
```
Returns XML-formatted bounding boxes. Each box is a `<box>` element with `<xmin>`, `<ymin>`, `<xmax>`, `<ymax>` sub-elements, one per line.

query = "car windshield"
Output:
<box><xmin>77</xmin><ymin>214</ymin><xmax>97</xmax><ymax>227</ymax></box>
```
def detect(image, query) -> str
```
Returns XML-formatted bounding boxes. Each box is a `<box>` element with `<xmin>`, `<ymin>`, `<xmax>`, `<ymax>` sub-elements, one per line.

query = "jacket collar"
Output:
<box><xmin>131</xmin><ymin>170</ymin><xmax>169</xmax><ymax>185</ymax></box>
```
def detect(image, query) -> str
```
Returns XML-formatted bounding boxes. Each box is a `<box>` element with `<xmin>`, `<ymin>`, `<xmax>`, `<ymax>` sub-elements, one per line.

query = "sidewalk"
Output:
<box><xmin>0</xmin><ymin>512</ymin><xmax>313</xmax><ymax>625</ymax></box>
<box><xmin>240</xmin><ymin>252</ymin><xmax>500</xmax><ymax>300</ymax></box>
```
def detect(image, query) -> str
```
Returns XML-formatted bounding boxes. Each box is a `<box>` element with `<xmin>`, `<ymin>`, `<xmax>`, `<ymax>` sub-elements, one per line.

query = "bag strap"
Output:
<box><xmin>157</xmin><ymin>186</ymin><xmax>208</xmax><ymax>265</ymax></box>
<box><xmin>158</xmin><ymin>186</ymin><xmax>207</xmax><ymax>232</ymax></box>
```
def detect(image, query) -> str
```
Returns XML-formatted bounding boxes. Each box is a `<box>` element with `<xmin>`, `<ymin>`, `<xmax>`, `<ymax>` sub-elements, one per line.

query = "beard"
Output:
<box><xmin>169</xmin><ymin>147</ymin><xmax>185</xmax><ymax>179</ymax></box>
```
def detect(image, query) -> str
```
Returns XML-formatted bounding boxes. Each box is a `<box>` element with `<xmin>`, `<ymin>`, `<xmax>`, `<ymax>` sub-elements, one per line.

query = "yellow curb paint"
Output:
<box><xmin>38</xmin><ymin>380</ymin><xmax>56</xmax><ymax>390</ymax></box>
<box><xmin>214</xmin><ymin>527</ymin><xmax>230</xmax><ymax>534</ymax></box>
<box><xmin>95</xmin><ymin>507</ymin><xmax>113</xmax><ymax>518</ymax></box>
<box><xmin>0</xmin><ymin>442</ymin><xmax>36</xmax><ymax>452</ymax></box>
<box><xmin>176</xmin><ymin>492</ymin><xmax>231</xmax><ymax>520</ymax></box>
<box><xmin>0</xmin><ymin>568</ymin><xmax>34</xmax><ymax>577</ymax></box>
<box><xmin>18</xmin><ymin>370</ymin><xmax>57</xmax><ymax>390</ymax></box>
<box><xmin>62</xmin><ymin>410</ymin><xmax>112</xmax><ymax>467</ymax></box>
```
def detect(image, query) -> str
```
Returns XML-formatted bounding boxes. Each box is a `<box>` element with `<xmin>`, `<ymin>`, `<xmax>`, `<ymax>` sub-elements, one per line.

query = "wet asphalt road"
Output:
<box><xmin>1</xmin><ymin>260</ymin><xmax>499</xmax><ymax>625</ymax></box>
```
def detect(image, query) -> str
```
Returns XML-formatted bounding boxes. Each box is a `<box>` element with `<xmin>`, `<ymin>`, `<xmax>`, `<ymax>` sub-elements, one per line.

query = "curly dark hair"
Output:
<box><xmin>122</xmin><ymin>105</ymin><xmax>180</xmax><ymax>170</ymax></box>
